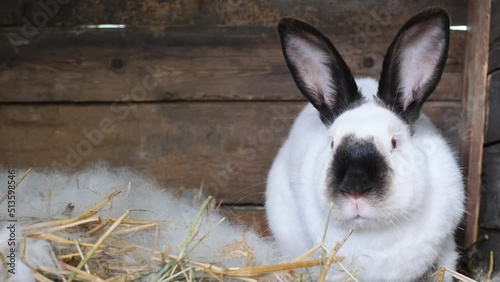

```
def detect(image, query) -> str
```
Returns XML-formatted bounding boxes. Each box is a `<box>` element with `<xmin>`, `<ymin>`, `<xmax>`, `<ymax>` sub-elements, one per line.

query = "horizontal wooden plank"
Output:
<box><xmin>479</xmin><ymin>143</ymin><xmax>500</xmax><ymax>229</ymax></box>
<box><xmin>0</xmin><ymin>101</ymin><xmax>463</xmax><ymax>204</ymax></box>
<box><xmin>221</xmin><ymin>207</ymin><xmax>270</xmax><ymax>237</ymax></box>
<box><xmin>0</xmin><ymin>0</ymin><xmax>467</xmax><ymax>27</ymax></box>
<box><xmin>0</xmin><ymin>27</ymin><xmax>465</xmax><ymax>102</ymax></box>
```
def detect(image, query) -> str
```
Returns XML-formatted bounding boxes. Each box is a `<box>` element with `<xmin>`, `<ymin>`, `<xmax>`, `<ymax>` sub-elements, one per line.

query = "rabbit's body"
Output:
<box><xmin>266</xmin><ymin>8</ymin><xmax>465</xmax><ymax>281</ymax></box>
<box><xmin>266</xmin><ymin>78</ymin><xmax>463</xmax><ymax>281</ymax></box>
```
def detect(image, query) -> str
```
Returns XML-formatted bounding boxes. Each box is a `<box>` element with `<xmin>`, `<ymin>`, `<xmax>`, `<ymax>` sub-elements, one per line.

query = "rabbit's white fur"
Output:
<box><xmin>267</xmin><ymin>9</ymin><xmax>465</xmax><ymax>281</ymax></box>
<box><xmin>266</xmin><ymin>77</ymin><xmax>464</xmax><ymax>281</ymax></box>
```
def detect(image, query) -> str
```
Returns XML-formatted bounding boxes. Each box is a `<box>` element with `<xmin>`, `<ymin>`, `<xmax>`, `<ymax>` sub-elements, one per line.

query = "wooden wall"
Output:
<box><xmin>478</xmin><ymin>0</ymin><xmax>500</xmax><ymax>271</ymax></box>
<box><xmin>0</xmin><ymin>1</ymin><xmax>477</xmax><ymax>236</ymax></box>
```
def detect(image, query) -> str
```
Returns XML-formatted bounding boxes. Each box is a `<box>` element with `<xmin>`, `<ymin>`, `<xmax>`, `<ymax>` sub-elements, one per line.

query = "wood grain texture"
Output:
<box><xmin>477</xmin><ymin>1</ymin><xmax>500</xmax><ymax>268</ymax></box>
<box><xmin>486</xmin><ymin>72</ymin><xmax>500</xmax><ymax>144</ymax></box>
<box><xmin>479</xmin><ymin>144</ymin><xmax>500</xmax><ymax>229</ymax></box>
<box><xmin>221</xmin><ymin>207</ymin><xmax>270</xmax><ymax>237</ymax></box>
<box><xmin>490</xmin><ymin>0</ymin><xmax>500</xmax><ymax>75</ymax></box>
<box><xmin>491</xmin><ymin>0</ymin><xmax>500</xmax><ymax>43</ymax></box>
<box><xmin>489</xmin><ymin>0</ymin><xmax>500</xmax><ymax>74</ymax></box>
<box><xmin>461</xmin><ymin>0</ymin><xmax>491</xmax><ymax>248</ymax></box>
<box><xmin>489</xmin><ymin>13</ymin><xmax>500</xmax><ymax>75</ymax></box>
<box><xmin>0</xmin><ymin>27</ymin><xmax>465</xmax><ymax>102</ymax></box>
<box><xmin>490</xmin><ymin>45</ymin><xmax>500</xmax><ymax>74</ymax></box>
<box><xmin>0</xmin><ymin>0</ymin><xmax>466</xmax><ymax>27</ymax></box>
<box><xmin>0</xmin><ymin>102</ymin><xmax>462</xmax><ymax>205</ymax></box>
<box><xmin>477</xmin><ymin>143</ymin><xmax>500</xmax><ymax>272</ymax></box>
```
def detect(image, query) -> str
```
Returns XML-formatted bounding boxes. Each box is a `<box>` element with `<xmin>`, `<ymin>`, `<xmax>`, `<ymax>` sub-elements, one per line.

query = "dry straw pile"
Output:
<box><xmin>0</xmin><ymin>168</ymin><xmax>483</xmax><ymax>281</ymax></box>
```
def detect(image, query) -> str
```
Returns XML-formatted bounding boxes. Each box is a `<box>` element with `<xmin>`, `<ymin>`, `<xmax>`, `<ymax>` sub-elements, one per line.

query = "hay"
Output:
<box><xmin>0</xmin><ymin>167</ymin><xmax>349</xmax><ymax>281</ymax></box>
<box><xmin>6</xmin><ymin>190</ymin><xmax>344</xmax><ymax>281</ymax></box>
<box><xmin>0</xmin><ymin>166</ymin><xmax>484</xmax><ymax>281</ymax></box>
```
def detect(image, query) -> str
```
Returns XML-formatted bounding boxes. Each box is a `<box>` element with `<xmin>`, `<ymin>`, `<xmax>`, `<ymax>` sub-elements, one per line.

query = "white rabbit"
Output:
<box><xmin>265</xmin><ymin>7</ymin><xmax>465</xmax><ymax>282</ymax></box>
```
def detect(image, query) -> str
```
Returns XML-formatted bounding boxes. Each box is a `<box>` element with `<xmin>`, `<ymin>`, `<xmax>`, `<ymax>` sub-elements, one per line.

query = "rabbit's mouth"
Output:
<box><xmin>330</xmin><ymin>196</ymin><xmax>377</xmax><ymax>226</ymax></box>
<box><xmin>344</xmin><ymin>197</ymin><xmax>372</xmax><ymax>218</ymax></box>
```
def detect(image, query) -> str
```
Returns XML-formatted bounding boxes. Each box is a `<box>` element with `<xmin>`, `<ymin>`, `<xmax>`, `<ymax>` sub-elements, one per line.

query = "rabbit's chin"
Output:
<box><xmin>332</xmin><ymin>215</ymin><xmax>378</xmax><ymax>230</ymax></box>
<box><xmin>334</xmin><ymin>213</ymin><xmax>405</xmax><ymax>231</ymax></box>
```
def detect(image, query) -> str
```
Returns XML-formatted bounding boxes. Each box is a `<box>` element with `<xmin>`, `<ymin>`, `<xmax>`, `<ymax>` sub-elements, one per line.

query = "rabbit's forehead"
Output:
<box><xmin>330</xmin><ymin>103</ymin><xmax>404</xmax><ymax>139</ymax></box>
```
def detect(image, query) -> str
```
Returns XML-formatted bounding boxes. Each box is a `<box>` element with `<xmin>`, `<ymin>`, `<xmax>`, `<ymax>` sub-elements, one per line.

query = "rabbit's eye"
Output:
<box><xmin>391</xmin><ymin>138</ymin><xmax>397</xmax><ymax>150</ymax></box>
<box><xmin>331</xmin><ymin>140</ymin><xmax>334</xmax><ymax>149</ymax></box>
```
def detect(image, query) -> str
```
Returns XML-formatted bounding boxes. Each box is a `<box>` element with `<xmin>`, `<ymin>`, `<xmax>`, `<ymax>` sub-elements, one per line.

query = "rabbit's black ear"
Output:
<box><xmin>278</xmin><ymin>18</ymin><xmax>361</xmax><ymax>126</ymax></box>
<box><xmin>377</xmin><ymin>7</ymin><xmax>450</xmax><ymax>125</ymax></box>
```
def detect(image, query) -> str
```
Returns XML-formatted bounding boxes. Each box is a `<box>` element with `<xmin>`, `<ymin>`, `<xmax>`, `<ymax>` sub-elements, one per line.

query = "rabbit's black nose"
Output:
<box><xmin>330</xmin><ymin>134</ymin><xmax>391</xmax><ymax>198</ymax></box>
<box><xmin>338</xmin><ymin>168</ymin><xmax>373</xmax><ymax>196</ymax></box>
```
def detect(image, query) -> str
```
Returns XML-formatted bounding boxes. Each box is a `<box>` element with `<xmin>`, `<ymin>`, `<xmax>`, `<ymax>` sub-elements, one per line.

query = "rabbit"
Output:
<box><xmin>265</xmin><ymin>7</ymin><xmax>465</xmax><ymax>282</ymax></box>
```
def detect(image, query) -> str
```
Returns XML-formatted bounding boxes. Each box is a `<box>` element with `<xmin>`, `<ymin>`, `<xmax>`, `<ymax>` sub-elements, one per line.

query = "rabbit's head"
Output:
<box><xmin>278</xmin><ymin>8</ymin><xmax>450</xmax><ymax>229</ymax></box>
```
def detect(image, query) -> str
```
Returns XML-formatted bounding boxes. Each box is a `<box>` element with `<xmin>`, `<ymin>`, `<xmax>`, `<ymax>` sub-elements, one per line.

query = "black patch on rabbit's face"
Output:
<box><xmin>328</xmin><ymin>135</ymin><xmax>391</xmax><ymax>198</ymax></box>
